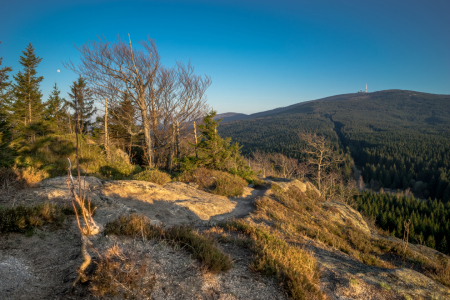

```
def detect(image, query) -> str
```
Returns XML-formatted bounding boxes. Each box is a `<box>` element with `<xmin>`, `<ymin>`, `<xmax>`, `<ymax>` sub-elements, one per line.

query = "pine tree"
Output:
<box><xmin>0</xmin><ymin>42</ymin><xmax>14</xmax><ymax>166</ymax></box>
<box><xmin>66</xmin><ymin>76</ymin><xmax>96</xmax><ymax>134</ymax></box>
<box><xmin>0</xmin><ymin>42</ymin><xmax>12</xmax><ymax>109</ymax></box>
<box><xmin>9</xmin><ymin>43</ymin><xmax>44</xmax><ymax>140</ymax></box>
<box><xmin>44</xmin><ymin>82</ymin><xmax>65</xmax><ymax>132</ymax></box>
<box><xmin>438</xmin><ymin>236</ymin><xmax>448</xmax><ymax>253</ymax></box>
<box><xmin>192</xmin><ymin>110</ymin><xmax>232</xmax><ymax>170</ymax></box>
<box><xmin>181</xmin><ymin>110</ymin><xmax>251</xmax><ymax>175</ymax></box>
<box><xmin>426</xmin><ymin>235</ymin><xmax>436</xmax><ymax>249</ymax></box>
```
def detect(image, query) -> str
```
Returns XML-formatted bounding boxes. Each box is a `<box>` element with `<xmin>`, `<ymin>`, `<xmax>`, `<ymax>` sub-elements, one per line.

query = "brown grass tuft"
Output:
<box><xmin>90</xmin><ymin>245</ymin><xmax>156</xmax><ymax>299</ymax></box>
<box><xmin>104</xmin><ymin>214</ymin><xmax>232</xmax><ymax>273</ymax></box>
<box><xmin>226</xmin><ymin>220</ymin><xmax>325</xmax><ymax>300</ymax></box>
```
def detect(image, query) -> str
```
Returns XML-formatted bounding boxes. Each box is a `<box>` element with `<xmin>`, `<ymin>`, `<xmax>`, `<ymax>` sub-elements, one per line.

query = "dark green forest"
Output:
<box><xmin>219</xmin><ymin>90</ymin><xmax>450</xmax><ymax>202</ymax></box>
<box><xmin>355</xmin><ymin>190</ymin><xmax>450</xmax><ymax>255</ymax></box>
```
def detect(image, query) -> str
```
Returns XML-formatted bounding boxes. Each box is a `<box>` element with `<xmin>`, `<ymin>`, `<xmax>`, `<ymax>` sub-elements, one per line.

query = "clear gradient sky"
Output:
<box><xmin>1</xmin><ymin>0</ymin><xmax>449</xmax><ymax>114</ymax></box>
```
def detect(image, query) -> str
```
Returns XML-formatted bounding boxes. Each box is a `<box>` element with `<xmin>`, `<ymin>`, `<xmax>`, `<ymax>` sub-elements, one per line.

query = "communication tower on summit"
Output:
<box><xmin>366</xmin><ymin>84</ymin><xmax>367</xmax><ymax>93</ymax></box>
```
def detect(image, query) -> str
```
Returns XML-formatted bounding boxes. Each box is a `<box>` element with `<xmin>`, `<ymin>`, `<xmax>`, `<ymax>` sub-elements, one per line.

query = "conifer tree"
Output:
<box><xmin>44</xmin><ymin>82</ymin><xmax>65</xmax><ymax>132</ymax></box>
<box><xmin>194</xmin><ymin>111</ymin><xmax>233</xmax><ymax>170</ymax></box>
<box><xmin>9</xmin><ymin>43</ymin><xmax>44</xmax><ymax>140</ymax></box>
<box><xmin>181</xmin><ymin>110</ymin><xmax>251</xmax><ymax>175</ymax></box>
<box><xmin>0</xmin><ymin>42</ymin><xmax>14</xmax><ymax>166</ymax></box>
<box><xmin>0</xmin><ymin>42</ymin><xmax>12</xmax><ymax>109</ymax></box>
<box><xmin>66</xmin><ymin>76</ymin><xmax>96</xmax><ymax>134</ymax></box>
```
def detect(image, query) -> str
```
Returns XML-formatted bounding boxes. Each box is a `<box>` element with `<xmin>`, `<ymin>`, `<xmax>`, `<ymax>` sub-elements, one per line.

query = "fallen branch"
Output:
<box><xmin>67</xmin><ymin>158</ymin><xmax>99</xmax><ymax>289</ymax></box>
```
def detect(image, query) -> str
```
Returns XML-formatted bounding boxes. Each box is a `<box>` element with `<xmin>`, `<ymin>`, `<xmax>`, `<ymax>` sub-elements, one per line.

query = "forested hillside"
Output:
<box><xmin>355</xmin><ymin>190</ymin><xmax>450</xmax><ymax>255</ymax></box>
<box><xmin>219</xmin><ymin>90</ymin><xmax>450</xmax><ymax>202</ymax></box>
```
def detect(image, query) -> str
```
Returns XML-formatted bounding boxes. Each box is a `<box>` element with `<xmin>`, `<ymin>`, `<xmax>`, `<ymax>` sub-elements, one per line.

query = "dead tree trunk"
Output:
<box><xmin>167</xmin><ymin>123</ymin><xmax>174</xmax><ymax>171</ymax></box>
<box><xmin>141</xmin><ymin>107</ymin><xmax>153</xmax><ymax>167</ymax></box>
<box><xmin>176</xmin><ymin>121</ymin><xmax>181</xmax><ymax>160</ymax></box>
<box><xmin>104</xmin><ymin>98</ymin><xmax>110</xmax><ymax>161</ymax></box>
<box><xmin>194</xmin><ymin>121</ymin><xmax>198</xmax><ymax>158</ymax></box>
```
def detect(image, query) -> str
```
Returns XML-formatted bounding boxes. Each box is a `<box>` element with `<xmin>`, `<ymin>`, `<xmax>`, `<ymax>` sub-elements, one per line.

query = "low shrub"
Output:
<box><xmin>104</xmin><ymin>214</ymin><xmax>232</xmax><ymax>273</ymax></box>
<box><xmin>176</xmin><ymin>167</ymin><xmax>247</xmax><ymax>197</ymax></box>
<box><xmin>133</xmin><ymin>168</ymin><xmax>171</xmax><ymax>185</ymax></box>
<box><xmin>12</xmin><ymin>134</ymin><xmax>135</xmax><ymax>180</ymax></box>
<box><xmin>212</xmin><ymin>172</ymin><xmax>247</xmax><ymax>197</ymax></box>
<box><xmin>0</xmin><ymin>203</ymin><xmax>71</xmax><ymax>234</ymax></box>
<box><xmin>176</xmin><ymin>167</ymin><xmax>215</xmax><ymax>189</ymax></box>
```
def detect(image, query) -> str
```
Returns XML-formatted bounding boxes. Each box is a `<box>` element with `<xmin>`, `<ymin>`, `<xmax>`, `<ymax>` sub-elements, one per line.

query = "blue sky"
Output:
<box><xmin>1</xmin><ymin>0</ymin><xmax>449</xmax><ymax>114</ymax></box>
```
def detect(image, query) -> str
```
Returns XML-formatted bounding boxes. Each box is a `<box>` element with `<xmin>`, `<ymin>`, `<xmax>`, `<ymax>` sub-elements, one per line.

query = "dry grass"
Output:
<box><xmin>90</xmin><ymin>245</ymin><xmax>156</xmax><ymax>299</ymax></box>
<box><xmin>212</xmin><ymin>183</ymin><xmax>450</xmax><ymax>299</ymax></box>
<box><xmin>265</xmin><ymin>186</ymin><xmax>390</xmax><ymax>268</ymax></box>
<box><xmin>0</xmin><ymin>203</ymin><xmax>72</xmax><ymax>234</ymax></box>
<box><xmin>133</xmin><ymin>168</ymin><xmax>171</xmax><ymax>185</ymax></box>
<box><xmin>235</xmin><ymin>184</ymin><xmax>450</xmax><ymax>290</ymax></box>
<box><xmin>104</xmin><ymin>214</ymin><xmax>232</xmax><ymax>273</ymax></box>
<box><xmin>176</xmin><ymin>167</ymin><xmax>247</xmax><ymax>197</ymax></box>
<box><xmin>225</xmin><ymin>220</ymin><xmax>325</xmax><ymax>300</ymax></box>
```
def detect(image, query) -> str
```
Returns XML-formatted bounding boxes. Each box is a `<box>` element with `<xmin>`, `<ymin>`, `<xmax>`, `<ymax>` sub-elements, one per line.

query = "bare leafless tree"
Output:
<box><xmin>272</xmin><ymin>153</ymin><xmax>299</xmax><ymax>179</ymax></box>
<box><xmin>64</xmin><ymin>35</ymin><xmax>210</xmax><ymax>167</ymax></box>
<box><xmin>299</xmin><ymin>132</ymin><xmax>344</xmax><ymax>191</ymax></box>
<box><xmin>250</xmin><ymin>150</ymin><xmax>271</xmax><ymax>177</ymax></box>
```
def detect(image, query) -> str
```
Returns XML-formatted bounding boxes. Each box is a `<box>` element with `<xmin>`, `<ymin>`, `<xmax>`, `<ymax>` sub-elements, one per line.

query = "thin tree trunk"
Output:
<box><xmin>176</xmin><ymin>121</ymin><xmax>181</xmax><ymax>160</ymax></box>
<box><xmin>141</xmin><ymin>109</ymin><xmax>153</xmax><ymax>167</ymax></box>
<box><xmin>104</xmin><ymin>98</ymin><xmax>110</xmax><ymax>161</ymax></box>
<box><xmin>151</xmin><ymin>91</ymin><xmax>159</xmax><ymax>164</ymax></box>
<box><xmin>167</xmin><ymin>123</ymin><xmax>174</xmax><ymax>171</ymax></box>
<box><xmin>28</xmin><ymin>67</ymin><xmax>34</xmax><ymax>142</ymax></box>
<box><xmin>128</xmin><ymin>135</ymin><xmax>133</xmax><ymax>165</ymax></box>
<box><xmin>194</xmin><ymin>121</ymin><xmax>198</xmax><ymax>158</ymax></box>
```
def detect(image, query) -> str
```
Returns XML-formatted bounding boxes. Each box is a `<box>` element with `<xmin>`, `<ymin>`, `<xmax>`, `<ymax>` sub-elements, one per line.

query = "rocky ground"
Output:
<box><xmin>0</xmin><ymin>176</ymin><xmax>449</xmax><ymax>299</ymax></box>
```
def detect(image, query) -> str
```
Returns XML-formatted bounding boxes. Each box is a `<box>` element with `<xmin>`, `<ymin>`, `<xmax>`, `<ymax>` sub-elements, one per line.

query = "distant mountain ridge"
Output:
<box><xmin>218</xmin><ymin>89</ymin><xmax>449</xmax><ymax>123</ymax></box>
<box><xmin>218</xmin><ymin>92</ymin><xmax>370</xmax><ymax>122</ymax></box>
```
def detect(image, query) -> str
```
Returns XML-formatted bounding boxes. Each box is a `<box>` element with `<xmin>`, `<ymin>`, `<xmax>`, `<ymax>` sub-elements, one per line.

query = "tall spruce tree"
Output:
<box><xmin>9</xmin><ymin>43</ymin><xmax>44</xmax><ymax>140</ymax></box>
<box><xmin>44</xmin><ymin>82</ymin><xmax>66</xmax><ymax>132</ymax></box>
<box><xmin>0</xmin><ymin>42</ymin><xmax>14</xmax><ymax>166</ymax></box>
<box><xmin>0</xmin><ymin>42</ymin><xmax>12</xmax><ymax>108</ymax></box>
<box><xmin>66</xmin><ymin>76</ymin><xmax>96</xmax><ymax>134</ymax></box>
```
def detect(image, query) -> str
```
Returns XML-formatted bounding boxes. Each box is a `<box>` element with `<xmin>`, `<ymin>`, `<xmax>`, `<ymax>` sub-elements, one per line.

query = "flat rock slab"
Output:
<box><xmin>99</xmin><ymin>180</ymin><xmax>242</xmax><ymax>226</ymax></box>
